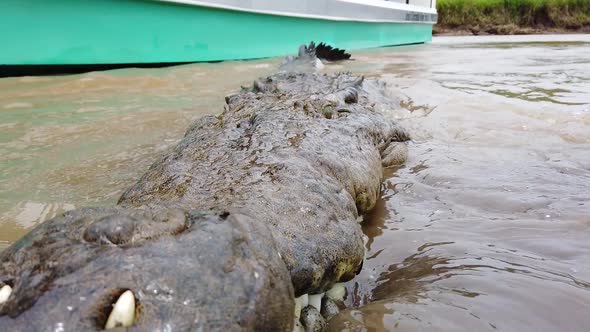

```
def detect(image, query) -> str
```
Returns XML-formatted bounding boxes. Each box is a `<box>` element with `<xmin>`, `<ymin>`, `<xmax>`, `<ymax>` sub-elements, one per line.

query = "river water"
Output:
<box><xmin>1</xmin><ymin>35</ymin><xmax>589</xmax><ymax>330</ymax></box>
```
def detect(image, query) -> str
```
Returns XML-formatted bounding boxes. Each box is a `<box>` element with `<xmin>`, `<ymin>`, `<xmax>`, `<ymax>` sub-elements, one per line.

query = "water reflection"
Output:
<box><xmin>372</xmin><ymin>253</ymin><xmax>453</xmax><ymax>302</ymax></box>
<box><xmin>0</xmin><ymin>60</ymin><xmax>276</xmax><ymax>245</ymax></box>
<box><xmin>330</xmin><ymin>35</ymin><xmax>590</xmax><ymax>331</ymax></box>
<box><xmin>362</xmin><ymin>196</ymin><xmax>393</xmax><ymax>252</ymax></box>
<box><xmin>3</xmin><ymin>201</ymin><xmax>75</xmax><ymax>229</ymax></box>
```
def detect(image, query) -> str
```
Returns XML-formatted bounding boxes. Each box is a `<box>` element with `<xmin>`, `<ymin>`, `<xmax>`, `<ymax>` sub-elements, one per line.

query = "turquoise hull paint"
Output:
<box><xmin>1</xmin><ymin>0</ymin><xmax>433</xmax><ymax>65</ymax></box>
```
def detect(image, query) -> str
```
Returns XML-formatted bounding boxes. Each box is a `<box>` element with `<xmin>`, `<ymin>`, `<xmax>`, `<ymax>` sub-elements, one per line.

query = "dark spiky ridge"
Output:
<box><xmin>306</xmin><ymin>42</ymin><xmax>352</xmax><ymax>61</ymax></box>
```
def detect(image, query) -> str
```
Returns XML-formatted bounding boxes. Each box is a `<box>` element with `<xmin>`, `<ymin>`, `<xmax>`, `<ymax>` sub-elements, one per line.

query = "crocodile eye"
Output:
<box><xmin>342</xmin><ymin>87</ymin><xmax>358</xmax><ymax>104</ymax></box>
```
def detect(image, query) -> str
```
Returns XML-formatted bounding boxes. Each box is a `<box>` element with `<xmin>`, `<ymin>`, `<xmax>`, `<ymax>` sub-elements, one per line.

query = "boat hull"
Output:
<box><xmin>1</xmin><ymin>0</ymin><xmax>433</xmax><ymax>66</ymax></box>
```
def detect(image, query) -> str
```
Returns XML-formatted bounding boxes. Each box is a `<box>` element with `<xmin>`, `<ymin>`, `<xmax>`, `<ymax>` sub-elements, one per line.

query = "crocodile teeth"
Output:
<box><xmin>325</xmin><ymin>283</ymin><xmax>346</xmax><ymax>301</ymax></box>
<box><xmin>308</xmin><ymin>293</ymin><xmax>324</xmax><ymax>311</ymax></box>
<box><xmin>294</xmin><ymin>294</ymin><xmax>309</xmax><ymax>319</ymax></box>
<box><xmin>105</xmin><ymin>290</ymin><xmax>135</xmax><ymax>329</ymax></box>
<box><xmin>0</xmin><ymin>285</ymin><xmax>12</xmax><ymax>304</ymax></box>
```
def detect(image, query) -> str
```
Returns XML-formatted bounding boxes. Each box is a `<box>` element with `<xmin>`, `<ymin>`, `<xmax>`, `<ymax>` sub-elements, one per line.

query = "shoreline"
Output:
<box><xmin>433</xmin><ymin>25</ymin><xmax>590</xmax><ymax>36</ymax></box>
<box><xmin>435</xmin><ymin>0</ymin><xmax>590</xmax><ymax>37</ymax></box>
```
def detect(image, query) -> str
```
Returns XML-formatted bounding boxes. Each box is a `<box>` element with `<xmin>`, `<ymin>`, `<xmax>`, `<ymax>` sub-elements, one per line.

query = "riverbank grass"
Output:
<box><xmin>437</xmin><ymin>0</ymin><xmax>590</xmax><ymax>33</ymax></box>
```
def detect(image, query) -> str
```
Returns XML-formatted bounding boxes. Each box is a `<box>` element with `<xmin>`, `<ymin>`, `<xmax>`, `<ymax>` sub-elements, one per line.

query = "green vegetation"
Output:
<box><xmin>436</xmin><ymin>0</ymin><xmax>590</xmax><ymax>33</ymax></box>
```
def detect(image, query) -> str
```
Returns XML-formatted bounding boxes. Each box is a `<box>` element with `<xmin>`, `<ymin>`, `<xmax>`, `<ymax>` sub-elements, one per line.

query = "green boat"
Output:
<box><xmin>0</xmin><ymin>0</ymin><xmax>437</xmax><ymax>76</ymax></box>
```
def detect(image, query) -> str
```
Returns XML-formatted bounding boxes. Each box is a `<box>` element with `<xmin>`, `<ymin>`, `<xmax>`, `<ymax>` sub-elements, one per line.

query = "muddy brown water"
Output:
<box><xmin>1</xmin><ymin>35</ymin><xmax>589</xmax><ymax>330</ymax></box>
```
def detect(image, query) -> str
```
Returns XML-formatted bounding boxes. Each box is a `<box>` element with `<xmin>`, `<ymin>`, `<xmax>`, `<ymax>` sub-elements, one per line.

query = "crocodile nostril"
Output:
<box><xmin>83</xmin><ymin>215</ymin><xmax>137</xmax><ymax>245</ymax></box>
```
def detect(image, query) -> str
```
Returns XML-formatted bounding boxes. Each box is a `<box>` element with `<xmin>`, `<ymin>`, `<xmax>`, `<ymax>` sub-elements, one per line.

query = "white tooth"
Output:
<box><xmin>0</xmin><ymin>285</ymin><xmax>12</xmax><ymax>304</ymax></box>
<box><xmin>105</xmin><ymin>290</ymin><xmax>135</xmax><ymax>329</ymax></box>
<box><xmin>308</xmin><ymin>293</ymin><xmax>324</xmax><ymax>311</ymax></box>
<box><xmin>326</xmin><ymin>283</ymin><xmax>346</xmax><ymax>301</ymax></box>
<box><xmin>314</xmin><ymin>58</ymin><xmax>325</xmax><ymax>70</ymax></box>
<box><xmin>294</xmin><ymin>298</ymin><xmax>302</xmax><ymax>319</ymax></box>
<box><xmin>299</xmin><ymin>294</ymin><xmax>309</xmax><ymax>308</ymax></box>
<box><xmin>294</xmin><ymin>294</ymin><xmax>308</xmax><ymax>319</ymax></box>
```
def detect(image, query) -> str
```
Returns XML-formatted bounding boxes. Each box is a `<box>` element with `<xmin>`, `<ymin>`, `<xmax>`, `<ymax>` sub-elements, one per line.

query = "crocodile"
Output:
<box><xmin>0</xmin><ymin>45</ymin><xmax>409</xmax><ymax>331</ymax></box>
